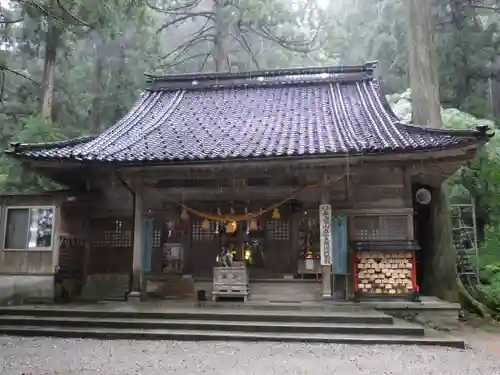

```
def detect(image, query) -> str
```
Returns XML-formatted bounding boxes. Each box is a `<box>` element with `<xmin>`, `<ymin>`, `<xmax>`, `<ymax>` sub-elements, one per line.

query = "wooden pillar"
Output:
<box><xmin>82</xmin><ymin>218</ymin><xmax>91</xmax><ymax>284</ymax></box>
<box><xmin>320</xmin><ymin>180</ymin><xmax>333</xmax><ymax>299</ymax></box>
<box><xmin>129</xmin><ymin>187</ymin><xmax>144</xmax><ymax>301</ymax></box>
<box><xmin>52</xmin><ymin>205</ymin><xmax>62</xmax><ymax>275</ymax></box>
<box><xmin>289</xmin><ymin>209</ymin><xmax>300</xmax><ymax>275</ymax></box>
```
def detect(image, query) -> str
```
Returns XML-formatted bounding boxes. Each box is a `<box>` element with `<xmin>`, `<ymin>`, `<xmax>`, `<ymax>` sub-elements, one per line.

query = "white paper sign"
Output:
<box><xmin>319</xmin><ymin>204</ymin><xmax>333</xmax><ymax>265</ymax></box>
<box><xmin>305</xmin><ymin>259</ymin><xmax>314</xmax><ymax>270</ymax></box>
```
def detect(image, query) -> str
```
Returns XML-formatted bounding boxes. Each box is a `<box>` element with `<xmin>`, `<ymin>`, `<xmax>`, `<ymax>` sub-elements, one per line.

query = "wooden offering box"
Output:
<box><xmin>352</xmin><ymin>241</ymin><xmax>420</xmax><ymax>299</ymax></box>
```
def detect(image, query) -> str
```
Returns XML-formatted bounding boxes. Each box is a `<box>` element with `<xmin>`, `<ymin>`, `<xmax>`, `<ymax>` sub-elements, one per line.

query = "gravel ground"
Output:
<box><xmin>0</xmin><ymin>336</ymin><xmax>499</xmax><ymax>375</ymax></box>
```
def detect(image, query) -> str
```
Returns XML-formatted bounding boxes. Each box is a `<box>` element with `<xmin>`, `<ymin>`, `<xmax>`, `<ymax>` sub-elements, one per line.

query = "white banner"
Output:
<box><xmin>319</xmin><ymin>204</ymin><xmax>333</xmax><ymax>265</ymax></box>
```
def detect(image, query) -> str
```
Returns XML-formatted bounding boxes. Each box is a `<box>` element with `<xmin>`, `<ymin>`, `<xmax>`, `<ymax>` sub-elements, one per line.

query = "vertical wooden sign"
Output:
<box><xmin>319</xmin><ymin>204</ymin><xmax>332</xmax><ymax>266</ymax></box>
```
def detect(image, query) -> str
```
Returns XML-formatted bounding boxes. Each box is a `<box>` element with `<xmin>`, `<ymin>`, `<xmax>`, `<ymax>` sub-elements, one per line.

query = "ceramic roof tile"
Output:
<box><xmin>8</xmin><ymin>63</ymin><xmax>488</xmax><ymax>164</ymax></box>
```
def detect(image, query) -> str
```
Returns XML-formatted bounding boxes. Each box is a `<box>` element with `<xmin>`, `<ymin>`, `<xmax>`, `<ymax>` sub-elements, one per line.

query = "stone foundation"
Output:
<box><xmin>0</xmin><ymin>275</ymin><xmax>54</xmax><ymax>305</ymax></box>
<box><xmin>384</xmin><ymin>309</ymin><xmax>460</xmax><ymax>331</ymax></box>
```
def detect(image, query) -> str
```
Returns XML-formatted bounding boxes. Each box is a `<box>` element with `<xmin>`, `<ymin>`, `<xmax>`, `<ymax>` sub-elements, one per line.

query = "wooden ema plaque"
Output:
<box><xmin>352</xmin><ymin>241</ymin><xmax>420</xmax><ymax>299</ymax></box>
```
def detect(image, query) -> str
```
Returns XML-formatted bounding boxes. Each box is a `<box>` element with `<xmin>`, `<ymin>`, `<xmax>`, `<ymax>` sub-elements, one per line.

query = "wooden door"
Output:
<box><xmin>264</xmin><ymin>219</ymin><xmax>292</xmax><ymax>276</ymax></box>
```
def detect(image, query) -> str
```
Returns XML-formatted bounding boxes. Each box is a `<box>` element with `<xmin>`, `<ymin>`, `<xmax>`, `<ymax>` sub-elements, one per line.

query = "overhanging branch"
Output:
<box><xmin>156</xmin><ymin>11</ymin><xmax>215</xmax><ymax>34</ymax></box>
<box><xmin>160</xmin><ymin>34</ymin><xmax>214</xmax><ymax>61</ymax></box>
<box><xmin>146</xmin><ymin>0</ymin><xmax>202</xmax><ymax>13</ymax></box>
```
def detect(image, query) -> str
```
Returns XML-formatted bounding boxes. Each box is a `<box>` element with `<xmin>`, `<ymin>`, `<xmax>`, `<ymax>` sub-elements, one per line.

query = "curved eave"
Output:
<box><xmin>8</xmin><ymin>135</ymin><xmax>97</xmax><ymax>154</ymax></box>
<box><xmin>397</xmin><ymin>123</ymin><xmax>494</xmax><ymax>140</ymax></box>
<box><xmin>6</xmin><ymin>138</ymin><xmax>484</xmax><ymax>167</ymax></box>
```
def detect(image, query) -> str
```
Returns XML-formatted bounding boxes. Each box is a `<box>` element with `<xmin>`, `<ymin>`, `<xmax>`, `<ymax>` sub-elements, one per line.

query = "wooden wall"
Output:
<box><xmin>0</xmin><ymin>194</ymin><xmax>63</xmax><ymax>275</ymax></box>
<box><xmin>92</xmin><ymin>165</ymin><xmax>414</xmax><ymax>280</ymax></box>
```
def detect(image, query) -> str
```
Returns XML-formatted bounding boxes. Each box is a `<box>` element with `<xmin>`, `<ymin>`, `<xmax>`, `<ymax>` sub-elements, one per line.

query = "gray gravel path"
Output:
<box><xmin>0</xmin><ymin>336</ymin><xmax>499</xmax><ymax>375</ymax></box>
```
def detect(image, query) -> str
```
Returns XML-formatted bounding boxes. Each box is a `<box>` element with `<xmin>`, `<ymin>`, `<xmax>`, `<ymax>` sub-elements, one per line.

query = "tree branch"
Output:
<box><xmin>0</xmin><ymin>14</ymin><xmax>24</xmax><ymax>24</ymax></box>
<box><xmin>146</xmin><ymin>0</ymin><xmax>202</xmax><ymax>13</ymax></box>
<box><xmin>468</xmin><ymin>1</ymin><xmax>500</xmax><ymax>12</ymax></box>
<box><xmin>56</xmin><ymin>0</ymin><xmax>91</xmax><ymax>27</ymax></box>
<box><xmin>156</xmin><ymin>11</ymin><xmax>215</xmax><ymax>35</ymax></box>
<box><xmin>0</xmin><ymin>70</ymin><xmax>5</xmax><ymax>102</ymax></box>
<box><xmin>160</xmin><ymin>34</ymin><xmax>214</xmax><ymax>61</ymax></box>
<box><xmin>228</xmin><ymin>31</ymin><xmax>259</xmax><ymax>69</ymax></box>
<box><xmin>0</xmin><ymin>66</ymin><xmax>41</xmax><ymax>86</ymax></box>
<box><xmin>16</xmin><ymin>0</ymin><xmax>92</xmax><ymax>27</ymax></box>
<box><xmin>161</xmin><ymin>53</ymin><xmax>210</xmax><ymax>68</ymax></box>
<box><xmin>240</xmin><ymin>23</ymin><xmax>320</xmax><ymax>53</ymax></box>
<box><xmin>199</xmin><ymin>51</ymin><xmax>211</xmax><ymax>70</ymax></box>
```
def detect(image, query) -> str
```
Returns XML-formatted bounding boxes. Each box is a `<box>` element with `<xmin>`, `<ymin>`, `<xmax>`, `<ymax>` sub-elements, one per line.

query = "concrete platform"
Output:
<box><xmin>0</xmin><ymin>302</ymin><xmax>465</xmax><ymax>348</ymax></box>
<box><xmin>0</xmin><ymin>325</ymin><xmax>465</xmax><ymax>348</ymax></box>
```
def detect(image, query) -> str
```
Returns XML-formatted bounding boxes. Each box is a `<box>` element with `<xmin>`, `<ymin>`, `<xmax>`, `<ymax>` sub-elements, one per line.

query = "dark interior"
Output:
<box><xmin>412</xmin><ymin>183</ymin><xmax>432</xmax><ymax>295</ymax></box>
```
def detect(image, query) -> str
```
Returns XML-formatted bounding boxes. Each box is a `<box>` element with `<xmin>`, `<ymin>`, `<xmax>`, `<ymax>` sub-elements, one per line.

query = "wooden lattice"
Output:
<box><xmin>266</xmin><ymin>219</ymin><xmax>290</xmax><ymax>240</ymax></box>
<box><xmin>153</xmin><ymin>228</ymin><xmax>161</xmax><ymax>248</ymax></box>
<box><xmin>90</xmin><ymin>218</ymin><xmax>132</xmax><ymax>248</ymax></box>
<box><xmin>352</xmin><ymin>215</ymin><xmax>408</xmax><ymax>241</ymax></box>
<box><xmin>191</xmin><ymin>221</ymin><xmax>217</xmax><ymax>241</ymax></box>
<box><xmin>355</xmin><ymin>186</ymin><xmax>405</xmax><ymax>202</ymax></box>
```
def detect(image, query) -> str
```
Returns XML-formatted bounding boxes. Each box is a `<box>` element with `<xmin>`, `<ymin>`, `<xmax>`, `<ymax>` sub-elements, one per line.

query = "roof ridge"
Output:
<box><xmin>145</xmin><ymin>61</ymin><xmax>378</xmax><ymax>84</ymax></box>
<box><xmin>395</xmin><ymin>122</ymin><xmax>493</xmax><ymax>139</ymax></box>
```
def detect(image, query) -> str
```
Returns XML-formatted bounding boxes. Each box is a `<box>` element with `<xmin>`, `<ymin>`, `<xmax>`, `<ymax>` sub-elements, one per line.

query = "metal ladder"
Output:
<box><xmin>451</xmin><ymin>203</ymin><xmax>480</xmax><ymax>289</ymax></box>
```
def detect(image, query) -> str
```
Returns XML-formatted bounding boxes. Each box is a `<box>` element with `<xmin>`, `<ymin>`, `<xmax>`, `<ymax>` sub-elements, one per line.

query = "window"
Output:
<box><xmin>266</xmin><ymin>219</ymin><xmax>290</xmax><ymax>240</ymax></box>
<box><xmin>4</xmin><ymin>207</ymin><xmax>55</xmax><ymax>250</ymax></box>
<box><xmin>352</xmin><ymin>215</ymin><xmax>408</xmax><ymax>241</ymax></box>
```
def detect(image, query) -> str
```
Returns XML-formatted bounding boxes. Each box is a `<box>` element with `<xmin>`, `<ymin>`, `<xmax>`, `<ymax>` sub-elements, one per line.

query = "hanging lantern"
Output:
<box><xmin>249</xmin><ymin>219</ymin><xmax>258</xmax><ymax>231</ymax></box>
<box><xmin>201</xmin><ymin>218</ymin><xmax>210</xmax><ymax>230</ymax></box>
<box><xmin>272</xmin><ymin>207</ymin><xmax>281</xmax><ymax>220</ymax></box>
<box><xmin>226</xmin><ymin>220</ymin><xmax>237</xmax><ymax>233</ymax></box>
<box><xmin>180</xmin><ymin>209</ymin><xmax>189</xmax><ymax>221</ymax></box>
<box><xmin>244</xmin><ymin>248</ymin><xmax>252</xmax><ymax>263</ymax></box>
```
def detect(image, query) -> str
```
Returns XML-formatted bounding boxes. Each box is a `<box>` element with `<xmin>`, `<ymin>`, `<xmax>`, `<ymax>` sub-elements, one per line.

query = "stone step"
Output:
<box><xmin>0</xmin><ymin>307</ymin><xmax>394</xmax><ymax>325</ymax></box>
<box><xmin>0</xmin><ymin>325</ymin><xmax>465</xmax><ymax>348</ymax></box>
<box><xmin>0</xmin><ymin>315</ymin><xmax>423</xmax><ymax>336</ymax></box>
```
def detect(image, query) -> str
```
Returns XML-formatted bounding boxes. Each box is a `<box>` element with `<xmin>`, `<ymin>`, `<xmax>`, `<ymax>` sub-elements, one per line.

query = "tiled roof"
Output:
<box><xmin>8</xmin><ymin>62</ymin><xmax>489</xmax><ymax>164</ymax></box>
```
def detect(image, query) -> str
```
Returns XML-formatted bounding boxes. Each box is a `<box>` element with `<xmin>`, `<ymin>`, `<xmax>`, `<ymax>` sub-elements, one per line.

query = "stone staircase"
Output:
<box><xmin>0</xmin><ymin>305</ymin><xmax>465</xmax><ymax>348</ymax></box>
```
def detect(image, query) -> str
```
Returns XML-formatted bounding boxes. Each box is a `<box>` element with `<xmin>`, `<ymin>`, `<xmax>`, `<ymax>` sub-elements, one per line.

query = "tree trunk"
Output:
<box><xmin>448</xmin><ymin>0</ymin><xmax>471</xmax><ymax>109</ymax></box>
<box><xmin>423</xmin><ymin>186</ymin><xmax>458</xmax><ymax>301</ymax></box>
<box><xmin>213</xmin><ymin>0</ymin><xmax>225</xmax><ymax>72</ymax></box>
<box><xmin>488</xmin><ymin>75</ymin><xmax>500</xmax><ymax>120</ymax></box>
<box><xmin>406</xmin><ymin>0</ymin><xmax>458</xmax><ymax>301</ymax></box>
<box><xmin>405</xmin><ymin>0</ymin><xmax>442</xmax><ymax>127</ymax></box>
<box><xmin>40</xmin><ymin>0</ymin><xmax>60</xmax><ymax>120</ymax></box>
<box><xmin>89</xmin><ymin>41</ymin><xmax>104</xmax><ymax>133</ymax></box>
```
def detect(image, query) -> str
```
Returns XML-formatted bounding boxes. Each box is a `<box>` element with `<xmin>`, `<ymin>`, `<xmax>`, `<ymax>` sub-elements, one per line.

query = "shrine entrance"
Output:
<box><xmin>216</xmin><ymin>218</ymin><xmax>294</xmax><ymax>279</ymax></box>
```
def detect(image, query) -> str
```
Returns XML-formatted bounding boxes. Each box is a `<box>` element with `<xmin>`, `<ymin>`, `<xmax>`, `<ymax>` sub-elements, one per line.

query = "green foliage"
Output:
<box><xmin>0</xmin><ymin>116</ymin><xmax>65</xmax><ymax>193</ymax></box>
<box><xmin>477</xmin><ymin>253</ymin><xmax>500</xmax><ymax>313</ymax></box>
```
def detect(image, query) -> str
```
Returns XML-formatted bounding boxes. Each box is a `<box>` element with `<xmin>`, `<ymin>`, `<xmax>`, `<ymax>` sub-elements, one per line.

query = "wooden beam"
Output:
<box><xmin>151</xmin><ymin>186</ymin><xmax>325</xmax><ymax>202</ymax></box>
<box><xmin>334</xmin><ymin>208</ymin><xmax>414</xmax><ymax>216</ymax></box>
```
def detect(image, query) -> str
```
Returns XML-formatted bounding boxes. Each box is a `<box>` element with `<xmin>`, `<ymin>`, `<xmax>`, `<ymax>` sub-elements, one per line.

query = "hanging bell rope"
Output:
<box><xmin>201</xmin><ymin>218</ymin><xmax>210</xmax><ymax>229</ymax></box>
<box><xmin>226</xmin><ymin>221</ymin><xmax>238</xmax><ymax>233</ymax></box>
<box><xmin>171</xmin><ymin>182</ymin><xmax>319</xmax><ymax>223</ymax></box>
<box><xmin>180</xmin><ymin>208</ymin><xmax>189</xmax><ymax>221</ymax></box>
<box><xmin>249</xmin><ymin>219</ymin><xmax>258</xmax><ymax>231</ymax></box>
